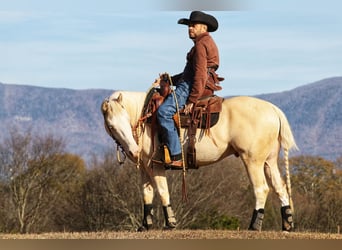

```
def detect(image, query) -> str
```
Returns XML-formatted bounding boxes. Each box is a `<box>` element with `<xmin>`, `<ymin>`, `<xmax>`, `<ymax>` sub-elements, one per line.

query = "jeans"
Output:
<box><xmin>157</xmin><ymin>81</ymin><xmax>191</xmax><ymax>156</ymax></box>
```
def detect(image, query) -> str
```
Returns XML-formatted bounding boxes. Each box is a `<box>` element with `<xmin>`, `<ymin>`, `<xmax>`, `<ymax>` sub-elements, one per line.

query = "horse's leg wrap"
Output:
<box><xmin>137</xmin><ymin>204</ymin><xmax>154</xmax><ymax>231</ymax></box>
<box><xmin>248</xmin><ymin>208</ymin><xmax>264</xmax><ymax>231</ymax></box>
<box><xmin>162</xmin><ymin>205</ymin><xmax>177</xmax><ymax>229</ymax></box>
<box><xmin>281</xmin><ymin>205</ymin><xmax>294</xmax><ymax>232</ymax></box>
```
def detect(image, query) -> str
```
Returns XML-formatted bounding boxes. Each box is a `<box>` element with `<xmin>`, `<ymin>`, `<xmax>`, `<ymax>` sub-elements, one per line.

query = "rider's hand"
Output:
<box><xmin>184</xmin><ymin>103</ymin><xmax>194</xmax><ymax>115</ymax></box>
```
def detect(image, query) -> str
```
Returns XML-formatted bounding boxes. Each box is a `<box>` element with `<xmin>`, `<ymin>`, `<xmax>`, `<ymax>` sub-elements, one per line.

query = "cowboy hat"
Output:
<box><xmin>178</xmin><ymin>11</ymin><xmax>218</xmax><ymax>32</ymax></box>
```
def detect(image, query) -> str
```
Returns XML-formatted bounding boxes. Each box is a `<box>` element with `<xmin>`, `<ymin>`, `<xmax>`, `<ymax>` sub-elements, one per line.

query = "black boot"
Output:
<box><xmin>248</xmin><ymin>208</ymin><xmax>264</xmax><ymax>231</ymax></box>
<box><xmin>137</xmin><ymin>204</ymin><xmax>154</xmax><ymax>232</ymax></box>
<box><xmin>162</xmin><ymin>205</ymin><xmax>177</xmax><ymax>230</ymax></box>
<box><xmin>281</xmin><ymin>205</ymin><xmax>294</xmax><ymax>232</ymax></box>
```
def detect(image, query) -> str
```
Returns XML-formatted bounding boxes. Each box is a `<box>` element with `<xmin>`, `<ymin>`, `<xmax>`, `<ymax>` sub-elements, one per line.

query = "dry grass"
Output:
<box><xmin>1</xmin><ymin>230</ymin><xmax>341</xmax><ymax>239</ymax></box>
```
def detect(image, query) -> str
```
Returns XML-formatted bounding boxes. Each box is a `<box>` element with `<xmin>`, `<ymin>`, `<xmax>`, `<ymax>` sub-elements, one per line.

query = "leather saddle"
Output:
<box><xmin>142</xmin><ymin>87</ymin><xmax>223</xmax><ymax>169</ymax></box>
<box><xmin>174</xmin><ymin>95</ymin><xmax>223</xmax><ymax>129</ymax></box>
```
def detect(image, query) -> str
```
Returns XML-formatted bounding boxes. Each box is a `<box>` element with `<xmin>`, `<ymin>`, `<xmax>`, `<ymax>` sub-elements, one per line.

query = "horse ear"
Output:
<box><xmin>117</xmin><ymin>93</ymin><xmax>123</xmax><ymax>104</ymax></box>
<box><xmin>101</xmin><ymin>99</ymin><xmax>109</xmax><ymax>114</ymax></box>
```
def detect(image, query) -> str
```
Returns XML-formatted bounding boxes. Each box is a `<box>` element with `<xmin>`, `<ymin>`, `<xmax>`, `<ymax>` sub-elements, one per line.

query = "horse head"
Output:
<box><xmin>101</xmin><ymin>92</ymin><xmax>140</xmax><ymax>161</ymax></box>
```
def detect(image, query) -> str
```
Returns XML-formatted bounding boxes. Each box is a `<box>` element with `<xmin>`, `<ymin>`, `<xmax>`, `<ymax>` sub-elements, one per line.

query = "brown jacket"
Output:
<box><xmin>172</xmin><ymin>32</ymin><xmax>220</xmax><ymax>104</ymax></box>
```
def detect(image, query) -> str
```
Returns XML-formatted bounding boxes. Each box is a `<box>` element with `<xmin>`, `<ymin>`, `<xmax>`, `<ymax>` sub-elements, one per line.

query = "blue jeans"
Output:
<box><xmin>157</xmin><ymin>81</ymin><xmax>191</xmax><ymax>156</ymax></box>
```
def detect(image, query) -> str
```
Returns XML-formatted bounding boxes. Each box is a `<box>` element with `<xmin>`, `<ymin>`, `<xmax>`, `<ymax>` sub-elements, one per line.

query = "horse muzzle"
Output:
<box><xmin>129</xmin><ymin>149</ymin><xmax>140</xmax><ymax>159</ymax></box>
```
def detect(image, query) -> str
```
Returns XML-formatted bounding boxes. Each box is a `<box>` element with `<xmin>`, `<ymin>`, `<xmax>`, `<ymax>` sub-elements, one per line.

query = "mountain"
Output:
<box><xmin>0</xmin><ymin>77</ymin><xmax>341</xmax><ymax>164</ymax></box>
<box><xmin>0</xmin><ymin>83</ymin><xmax>114</xmax><ymax>163</ymax></box>
<box><xmin>257</xmin><ymin>77</ymin><xmax>342</xmax><ymax>160</ymax></box>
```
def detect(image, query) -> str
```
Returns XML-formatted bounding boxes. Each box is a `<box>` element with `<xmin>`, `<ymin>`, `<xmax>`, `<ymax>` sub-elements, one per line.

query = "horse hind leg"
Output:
<box><xmin>264</xmin><ymin>156</ymin><xmax>294</xmax><ymax>232</ymax></box>
<box><xmin>242</xmin><ymin>157</ymin><xmax>270</xmax><ymax>231</ymax></box>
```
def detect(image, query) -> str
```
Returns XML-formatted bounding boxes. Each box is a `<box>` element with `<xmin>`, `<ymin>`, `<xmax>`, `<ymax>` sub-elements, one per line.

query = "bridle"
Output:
<box><xmin>104</xmin><ymin>117</ymin><xmax>127</xmax><ymax>164</ymax></box>
<box><xmin>103</xmin><ymin>98</ymin><xmax>144</xmax><ymax>165</ymax></box>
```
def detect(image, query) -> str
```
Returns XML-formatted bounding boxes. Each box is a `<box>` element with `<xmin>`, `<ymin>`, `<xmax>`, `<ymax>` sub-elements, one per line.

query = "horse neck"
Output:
<box><xmin>121</xmin><ymin>91</ymin><xmax>146</xmax><ymax>126</ymax></box>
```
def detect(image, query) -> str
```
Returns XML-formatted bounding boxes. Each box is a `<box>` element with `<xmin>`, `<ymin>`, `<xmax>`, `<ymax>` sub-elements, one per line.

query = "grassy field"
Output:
<box><xmin>1</xmin><ymin>230</ymin><xmax>341</xmax><ymax>239</ymax></box>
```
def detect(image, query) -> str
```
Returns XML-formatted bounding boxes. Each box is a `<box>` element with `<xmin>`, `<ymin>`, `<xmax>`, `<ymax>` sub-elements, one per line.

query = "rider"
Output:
<box><xmin>153</xmin><ymin>11</ymin><xmax>221</xmax><ymax>169</ymax></box>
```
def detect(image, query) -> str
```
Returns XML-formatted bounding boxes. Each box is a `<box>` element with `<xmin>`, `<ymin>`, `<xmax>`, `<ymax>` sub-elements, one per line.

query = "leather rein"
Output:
<box><xmin>104</xmin><ymin>98</ymin><xmax>145</xmax><ymax>166</ymax></box>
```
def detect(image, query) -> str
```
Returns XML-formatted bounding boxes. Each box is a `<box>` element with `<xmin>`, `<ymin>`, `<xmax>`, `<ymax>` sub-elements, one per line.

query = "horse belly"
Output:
<box><xmin>189</xmin><ymin>123</ymin><xmax>232</xmax><ymax>165</ymax></box>
<box><xmin>195</xmin><ymin>138</ymin><xmax>227</xmax><ymax>163</ymax></box>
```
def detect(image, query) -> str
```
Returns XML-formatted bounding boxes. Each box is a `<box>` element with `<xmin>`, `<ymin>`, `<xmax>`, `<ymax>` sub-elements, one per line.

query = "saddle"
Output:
<box><xmin>176</xmin><ymin>95</ymin><xmax>223</xmax><ymax>169</ymax></box>
<box><xmin>142</xmin><ymin>85</ymin><xmax>223</xmax><ymax>169</ymax></box>
<box><xmin>174</xmin><ymin>95</ymin><xmax>223</xmax><ymax>129</ymax></box>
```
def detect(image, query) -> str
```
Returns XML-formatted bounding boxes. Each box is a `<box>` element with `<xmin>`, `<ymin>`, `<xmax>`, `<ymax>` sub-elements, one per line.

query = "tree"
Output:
<box><xmin>164</xmin><ymin>157</ymin><xmax>253</xmax><ymax>230</ymax></box>
<box><xmin>0</xmin><ymin>129</ymin><xmax>86</xmax><ymax>233</ymax></box>
<box><xmin>42</xmin><ymin>153</ymin><xmax>86</xmax><ymax>232</ymax></box>
<box><xmin>79</xmin><ymin>151</ymin><xmax>142</xmax><ymax>231</ymax></box>
<box><xmin>290</xmin><ymin>156</ymin><xmax>342</xmax><ymax>232</ymax></box>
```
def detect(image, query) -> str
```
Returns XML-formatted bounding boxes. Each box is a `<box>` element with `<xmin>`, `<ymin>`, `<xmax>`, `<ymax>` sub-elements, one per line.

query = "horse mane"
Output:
<box><xmin>108</xmin><ymin>91</ymin><xmax>147</xmax><ymax>126</ymax></box>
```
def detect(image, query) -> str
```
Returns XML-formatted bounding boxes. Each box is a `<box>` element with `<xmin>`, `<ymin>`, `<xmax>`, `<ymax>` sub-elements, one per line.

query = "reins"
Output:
<box><xmin>104</xmin><ymin>117</ymin><xmax>127</xmax><ymax>165</ymax></box>
<box><xmin>104</xmin><ymin>97</ymin><xmax>142</xmax><ymax>166</ymax></box>
<box><xmin>167</xmin><ymin>74</ymin><xmax>188</xmax><ymax>202</ymax></box>
<box><xmin>134</xmin><ymin>74</ymin><xmax>189</xmax><ymax>201</ymax></box>
<box><xmin>104</xmin><ymin>79</ymin><xmax>189</xmax><ymax>201</ymax></box>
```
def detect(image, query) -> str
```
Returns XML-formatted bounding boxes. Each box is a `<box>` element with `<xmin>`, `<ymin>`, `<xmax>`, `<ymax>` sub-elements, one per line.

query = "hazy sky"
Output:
<box><xmin>1</xmin><ymin>0</ymin><xmax>341</xmax><ymax>96</ymax></box>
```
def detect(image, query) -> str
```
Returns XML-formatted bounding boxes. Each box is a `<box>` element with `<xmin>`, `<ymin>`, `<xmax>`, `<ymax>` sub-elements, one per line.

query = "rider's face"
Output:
<box><xmin>188</xmin><ymin>23</ymin><xmax>207</xmax><ymax>39</ymax></box>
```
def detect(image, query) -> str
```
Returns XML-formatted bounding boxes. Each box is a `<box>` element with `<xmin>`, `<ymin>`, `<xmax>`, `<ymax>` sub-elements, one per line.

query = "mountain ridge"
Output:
<box><xmin>257</xmin><ymin>76</ymin><xmax>342</xmax><ymax>160</ymax></box>
<box><xmin>1</xmin><ymin>77</ymin><xmax>341</xmax><ymax>163</ymax></box>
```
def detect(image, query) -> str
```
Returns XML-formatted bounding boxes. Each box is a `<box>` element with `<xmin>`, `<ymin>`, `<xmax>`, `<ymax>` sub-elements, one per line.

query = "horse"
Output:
<box><xmin>101</xmin><ymin>90</ymin><xmax>298</xmax><ymax>232</ymax></box>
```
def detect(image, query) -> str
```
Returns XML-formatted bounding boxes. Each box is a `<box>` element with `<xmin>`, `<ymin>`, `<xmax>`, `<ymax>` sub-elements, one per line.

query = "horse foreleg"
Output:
<box><xmin>153</xmin><ymin>166</ymin><xmax>177</xmax><ymax>229</ymax></box>
<box><xmin>137</xmin><ymin>169</ymin><xmax>155</xmax><ymax>231</ymax></box>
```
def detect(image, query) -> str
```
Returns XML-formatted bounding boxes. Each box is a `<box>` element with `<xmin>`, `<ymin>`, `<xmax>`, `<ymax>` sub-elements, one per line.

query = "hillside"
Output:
<box><xmin>0</xmin><ymin>83</ymin><xmax>114</xmax><ymax>162</ymax></box>
<box><xmin>257</xmin><ymin>77</ymin><xmax>342</xmax><ymax>160</ymax></box>
<box><xmin>0</xmin><ymin>77</ymin><xmax>341</xmax><ymax>164</ymax></box>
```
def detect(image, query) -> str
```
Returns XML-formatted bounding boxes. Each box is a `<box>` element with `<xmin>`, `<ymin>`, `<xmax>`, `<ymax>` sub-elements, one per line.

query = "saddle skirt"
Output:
<box><xmin>142</xmin><ymin>88</ymin><xmax>223</xmax><ymax>129</ymax></box>
<box><xmin>174</xmin><ymin>95</ymin><xmax>223</xmax><ymax>130</ymax></box>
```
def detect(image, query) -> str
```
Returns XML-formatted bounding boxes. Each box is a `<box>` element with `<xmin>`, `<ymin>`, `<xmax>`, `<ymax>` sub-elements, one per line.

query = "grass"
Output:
<box><xmin>1</xmin><ymin>230</ymin><xmax>341</xmax><ymax>239</ymax></box>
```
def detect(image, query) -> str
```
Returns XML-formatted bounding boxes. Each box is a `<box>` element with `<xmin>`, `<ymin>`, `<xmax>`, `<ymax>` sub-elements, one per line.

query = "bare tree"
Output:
<box><xmin>0</xmin><ymin>128</ymin><xmax>86</xmax><ymax>233</ymax></box>
<box><xmin>290</xmin><ymin>156</ymin><xmax>342</xmax><ymax>232</ymax></box>
<box><xmin>163</xmin><ymin>157</ymin><xmax>253</xmax><ymax>229</ymax></box>
<box><xmin>80</xmin><ymin>152</ymin><xmax>142</xmax><ymax>231</ymax></box>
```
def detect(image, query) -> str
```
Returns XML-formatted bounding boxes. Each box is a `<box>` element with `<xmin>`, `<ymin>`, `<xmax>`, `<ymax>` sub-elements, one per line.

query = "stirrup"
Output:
<box><xmin>151</xmin><ymin>145</ymin><xmax>172</xmax><ymax>164</ymax></box>
<box><xmin>164</xmin><ymin>160</ymin><xmax>183</xmax><ymax>170</ymax></box>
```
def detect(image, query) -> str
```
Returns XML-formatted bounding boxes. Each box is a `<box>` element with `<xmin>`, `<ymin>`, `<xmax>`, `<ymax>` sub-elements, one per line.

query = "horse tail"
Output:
<box><xmin>273</xmin><ymin>105</ymin><xmax>298</xmax><ymax>214</ymax></box>
<box><xmin>273</xmin><ymin>106</ymin><xmax>298</xmax><ymax>152</ymax></box>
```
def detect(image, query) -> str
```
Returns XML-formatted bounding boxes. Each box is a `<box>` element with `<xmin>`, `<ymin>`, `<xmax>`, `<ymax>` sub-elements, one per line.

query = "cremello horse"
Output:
<box><xmin>101</xmin><ymin>90</ymin><xmax>298</xmax><ymax>232</ymax></box>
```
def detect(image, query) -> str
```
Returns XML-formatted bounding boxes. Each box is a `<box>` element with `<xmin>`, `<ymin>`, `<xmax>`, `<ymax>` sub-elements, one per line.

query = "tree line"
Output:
<box><xmin>0</xmin><ymin>129</ymin><xmax>341</xmax><ymax>234</ymax></box>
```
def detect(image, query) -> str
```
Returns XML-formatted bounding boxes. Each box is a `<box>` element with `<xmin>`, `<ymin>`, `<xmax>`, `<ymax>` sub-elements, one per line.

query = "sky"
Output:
<box><xmin>0</xmin><ymin>0</ymin><xmax>341</xmax><ymax>96</ymax></box>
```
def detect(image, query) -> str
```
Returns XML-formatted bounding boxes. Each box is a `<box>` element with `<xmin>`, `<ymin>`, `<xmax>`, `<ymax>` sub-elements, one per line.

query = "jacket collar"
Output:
<box><xmin>194</xmin><ymin>32</ymin><xmax>209</xmax><ymax>43</ymax></box>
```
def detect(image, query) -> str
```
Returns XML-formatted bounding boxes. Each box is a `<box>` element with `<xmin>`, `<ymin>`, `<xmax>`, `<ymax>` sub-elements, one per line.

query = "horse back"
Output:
<box><xmin>218</xmin><ymin>96</ymin><xmax>284</xmax><ymax>157</ymax></box>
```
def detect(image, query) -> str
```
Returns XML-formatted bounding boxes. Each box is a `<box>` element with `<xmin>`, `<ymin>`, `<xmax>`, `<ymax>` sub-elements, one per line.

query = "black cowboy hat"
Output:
<box><xmin>178</xmin><ymin>11</ymin><xmax>218</xmax><ymax>32</ymax></box>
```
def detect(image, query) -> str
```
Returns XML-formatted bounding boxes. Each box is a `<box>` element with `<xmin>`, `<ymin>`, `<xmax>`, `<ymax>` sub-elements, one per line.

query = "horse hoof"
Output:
<box><xmin>163</xmin><ymin>225</ymin><xmax>176</xmax><ymax>230</ymax></box>
<box><xmin>137</xmin><ymin>226</ymin><xmax>148</xmax><ymax>232</ymax></box>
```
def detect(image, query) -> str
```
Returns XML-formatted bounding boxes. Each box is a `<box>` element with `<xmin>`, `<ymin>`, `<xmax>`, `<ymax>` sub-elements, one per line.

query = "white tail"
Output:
<box><xmin>273</xmin><ymin>105</ymin><xmax>298</xmax><ymax>214</ymax></box>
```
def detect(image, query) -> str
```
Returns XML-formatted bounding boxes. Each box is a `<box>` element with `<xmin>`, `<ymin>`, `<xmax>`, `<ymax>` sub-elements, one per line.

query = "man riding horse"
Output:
<box><xmin>101</xmin><ymin>11</ymin><xmax>296</xmax><ymax>232</ymax></box>
<box><xmin>152</xmin><ymin>11</ymin><xmax>224</xmax><ymax>169</ymax></box>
